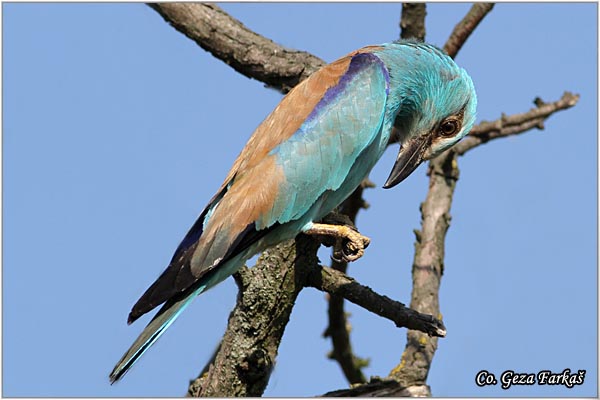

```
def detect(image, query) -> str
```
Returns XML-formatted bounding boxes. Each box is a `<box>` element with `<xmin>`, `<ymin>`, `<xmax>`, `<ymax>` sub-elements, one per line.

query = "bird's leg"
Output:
<box><xmin>304</xmin><ymin>213</ymin><xmax>370</xmax><ymax>262</ymax></box>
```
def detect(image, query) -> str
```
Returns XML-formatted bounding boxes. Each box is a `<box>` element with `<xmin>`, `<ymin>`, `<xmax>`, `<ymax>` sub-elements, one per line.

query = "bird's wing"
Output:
<box><xmin>258</xmin><ymin>51</ymin><xmax>389</xmax><ymax>228</ymax></box>
<box><xmin>128</xmin><ymin>49</ymin><xmax>389</xmax><ymax>323</ymax></box>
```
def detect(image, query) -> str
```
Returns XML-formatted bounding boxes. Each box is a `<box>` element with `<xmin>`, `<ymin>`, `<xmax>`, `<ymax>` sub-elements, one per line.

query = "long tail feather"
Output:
<box><xmin>109</xmin><ymin>283</ymin><xmax>207</xmax><ymax>383</ymax></box>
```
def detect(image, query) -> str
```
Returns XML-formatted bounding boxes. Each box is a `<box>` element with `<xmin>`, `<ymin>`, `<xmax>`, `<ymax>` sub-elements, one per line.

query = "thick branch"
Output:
<box><xmin>455</xmin><ymin>92</ymin><xmax>580</xmax><ymax>154</ymax></box>
<box><xmin>443</xmin><ymin>3</ymin><xmax>494</xmax><ymax>58</ymax></box>
<box><xmin>308</xmin><ymin>265</ymin><xmax>446</xmax><ymax>338</ymax></box>
<box><xmin>400</xmin><ymin>3</ymin><xmax>427</xmax><ymax>40</ymax></box>
<box><xmin>187</xmin><ymin>237</ymin><xmax>320</xmax><ymax>397</ymax></box>
<box><xmin>148</xmin><ymin>3</ymin><xmax>325</xmax><ymax>93</ymax></box>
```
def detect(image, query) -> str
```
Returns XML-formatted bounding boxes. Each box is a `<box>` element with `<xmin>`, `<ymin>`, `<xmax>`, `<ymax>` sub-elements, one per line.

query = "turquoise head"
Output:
<box><xmin>374</xmin><ymin>41</ymin><xmax>477</xmax><ymax>187</ymax></box>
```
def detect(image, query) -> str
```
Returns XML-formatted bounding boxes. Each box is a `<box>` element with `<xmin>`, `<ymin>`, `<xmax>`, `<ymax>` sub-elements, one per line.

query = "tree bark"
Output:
<box><xmin>400</xmin><ymin>3</ymin><xmax>427</xmax><ymax>40</ymax></box>
<box><xmin>188</xmin><ymin>237</ymin><xmax>319</xmax><ymax>397</ymax></box>
<box><xmin>148</xmin><ymin>3</ymin><xmax>324</xmax><ymax>93</ymax></box>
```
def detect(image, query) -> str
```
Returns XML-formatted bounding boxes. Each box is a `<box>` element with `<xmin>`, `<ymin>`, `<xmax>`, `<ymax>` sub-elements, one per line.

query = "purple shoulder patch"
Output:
<box><xmin>306</xmin><ymin>52</ymin><xmax>388</xmax><ymax>122</ymax></box>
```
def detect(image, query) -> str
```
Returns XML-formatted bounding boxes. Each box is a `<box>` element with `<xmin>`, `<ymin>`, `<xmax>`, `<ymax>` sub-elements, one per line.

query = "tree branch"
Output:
<box><xmin>308</xmin><ymin>265</ymin><xmax>447</xmax><ymax>338</ymax></box>
<box><xmin>400</xmin><ymin>3</ymin><xmax>427</xmax><ymax>40</ymax></box>
<box><xmin>387</xmin><ymin>150</ymin><xmax>457</xmax><ymax>391</ymax></box>
<box><xmin>188</xmin><ymin>228</ymin><xmax>446</xmax><ymax>396</ymax></box>
<box><xmin>443</xmin><ymin>3</ymin><xmax>494</xmax><ymax>58</ymax></box>
<box><xmin>147</xmin><ymin>3</ymin><xmax>325</xmax><ymax>93</ymax></box>
<box><xmin>455</xmin><ymin>92</ymin><xmax>580</xmax><ymax>154</ymax></box>
<box><xmin>188</xmin><ymin>237</ymin><xmax>320</xmax><ymax>397</ymax></box>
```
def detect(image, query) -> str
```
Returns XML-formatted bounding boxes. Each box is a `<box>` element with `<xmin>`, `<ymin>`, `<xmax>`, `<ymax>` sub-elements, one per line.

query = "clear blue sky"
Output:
<box><xmin>3</xmin><ymin>2</ymin><xmax>597</xmax><ymax>397</ymax></box>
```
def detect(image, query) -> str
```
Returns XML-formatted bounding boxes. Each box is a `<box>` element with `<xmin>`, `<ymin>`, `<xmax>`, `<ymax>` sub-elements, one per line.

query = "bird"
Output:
<box><xmin>109</xmin><ymin>39</ymin><xmax>477</xmax><ymax>382</ymax></box>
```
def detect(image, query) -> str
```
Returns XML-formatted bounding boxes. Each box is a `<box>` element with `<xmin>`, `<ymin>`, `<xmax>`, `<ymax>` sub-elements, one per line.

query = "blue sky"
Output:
<box><xmin>3</xmin><ymin>2</ymin><xmax>597</xmax><ymax>397</ymax></box>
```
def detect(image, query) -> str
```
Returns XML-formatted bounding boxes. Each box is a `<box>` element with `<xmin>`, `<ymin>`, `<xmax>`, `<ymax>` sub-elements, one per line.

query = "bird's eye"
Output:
<box><xmin>439</xmin><ymin>118</ymin><xmax>461</xmax><ymax>137</ymax></box>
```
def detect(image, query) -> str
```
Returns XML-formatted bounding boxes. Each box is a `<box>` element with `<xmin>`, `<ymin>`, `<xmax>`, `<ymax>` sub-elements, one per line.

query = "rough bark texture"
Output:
<box><xmin>148</xmin><ymin>3</ymin><xmax>324</xmax><ymax>93</ymax></box>
<box><xmin>187</xmin><ymin>237</ymin><xmax>320</xmax><ymax>397</ymax></box>
<box><xmin>400</xmin><ymin>3</ymin><xmax>427</xmax><ymax>40</ymax></box>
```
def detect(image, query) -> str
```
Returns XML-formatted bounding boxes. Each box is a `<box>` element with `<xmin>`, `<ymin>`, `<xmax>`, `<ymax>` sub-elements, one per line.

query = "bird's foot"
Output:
<box><xmin>304</xmin><ymin>222</ymin><xmax>370</xmax><ymax>263</ymax></box>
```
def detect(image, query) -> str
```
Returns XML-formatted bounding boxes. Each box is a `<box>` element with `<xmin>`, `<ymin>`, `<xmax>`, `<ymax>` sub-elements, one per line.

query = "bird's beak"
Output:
<box><xmin>383</xmin><ymin>135</ymin><xmax>429</xmax><ymax>189</ymax></box>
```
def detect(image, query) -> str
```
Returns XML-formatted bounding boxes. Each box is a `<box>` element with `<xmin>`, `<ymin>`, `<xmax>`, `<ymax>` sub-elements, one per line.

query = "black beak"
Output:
<box><xmin>383</xmin><ymin>135</ymin><xmax>429</xmax><ymax>189</ymax></box>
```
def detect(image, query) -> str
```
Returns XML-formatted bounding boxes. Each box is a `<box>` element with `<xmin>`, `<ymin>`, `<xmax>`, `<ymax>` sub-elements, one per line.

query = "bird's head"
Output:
<box><xmin>376</xmin><ymin>41</ymin><xmax>477</xmax><ymax>189</ymax></box>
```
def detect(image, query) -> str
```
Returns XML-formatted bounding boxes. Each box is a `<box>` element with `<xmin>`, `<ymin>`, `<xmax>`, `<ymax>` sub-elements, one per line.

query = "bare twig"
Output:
<box><xmin>400</xmin><ymin>3</ymin><xmax>427</xmax><ymax>40</ymax></box>
<box><xmin>308</xmin><ymin>265</ymin><xmax>447</xmax><ymax>337</ymax></box>
<box><xmin>455</xmin><ymin>92</ymin><xmax>580</xmax><ymax>154</ymax></box>
<box><xmin>443</xmin><ymin>3</ymin><xmax>495</xmax><ymax>58</ymax></box>
<box><xmin>147</xmin><ymin>3</ymin><xmax>324</xmax><ymax>93</ymax></box>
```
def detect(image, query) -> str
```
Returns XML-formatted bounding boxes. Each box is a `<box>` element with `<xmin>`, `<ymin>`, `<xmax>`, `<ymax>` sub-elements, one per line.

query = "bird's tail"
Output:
<box><xmin>109</xmin><ymin>283</ymin><xmax>207</xmax><ymax>383</ymax></box>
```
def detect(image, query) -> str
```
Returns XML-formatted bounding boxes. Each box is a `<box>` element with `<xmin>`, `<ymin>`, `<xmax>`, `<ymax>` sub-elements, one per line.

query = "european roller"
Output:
<box><xmin>110</xmin><ymin>40</ymin><xmax>477</xmax><ymax>382</ymax></box>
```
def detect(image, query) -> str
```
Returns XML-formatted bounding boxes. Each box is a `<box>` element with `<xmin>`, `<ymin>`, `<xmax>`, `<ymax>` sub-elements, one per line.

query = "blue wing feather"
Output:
<box><xmin>260</xmin><ymin>52</ymin><xmax>389</xmax><ymax>229</ymax></box>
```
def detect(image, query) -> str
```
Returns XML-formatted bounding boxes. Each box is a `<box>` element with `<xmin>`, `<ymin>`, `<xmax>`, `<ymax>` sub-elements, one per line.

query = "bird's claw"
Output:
<box><xmin>331</xmin><ymin>227</ymin><xmax>371</xmax><ymax>263</ymax></box>
<box><xmin>305</xmin><ymin>222</ymin><xmax>371</xmax><ymax>263</ymax></box>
